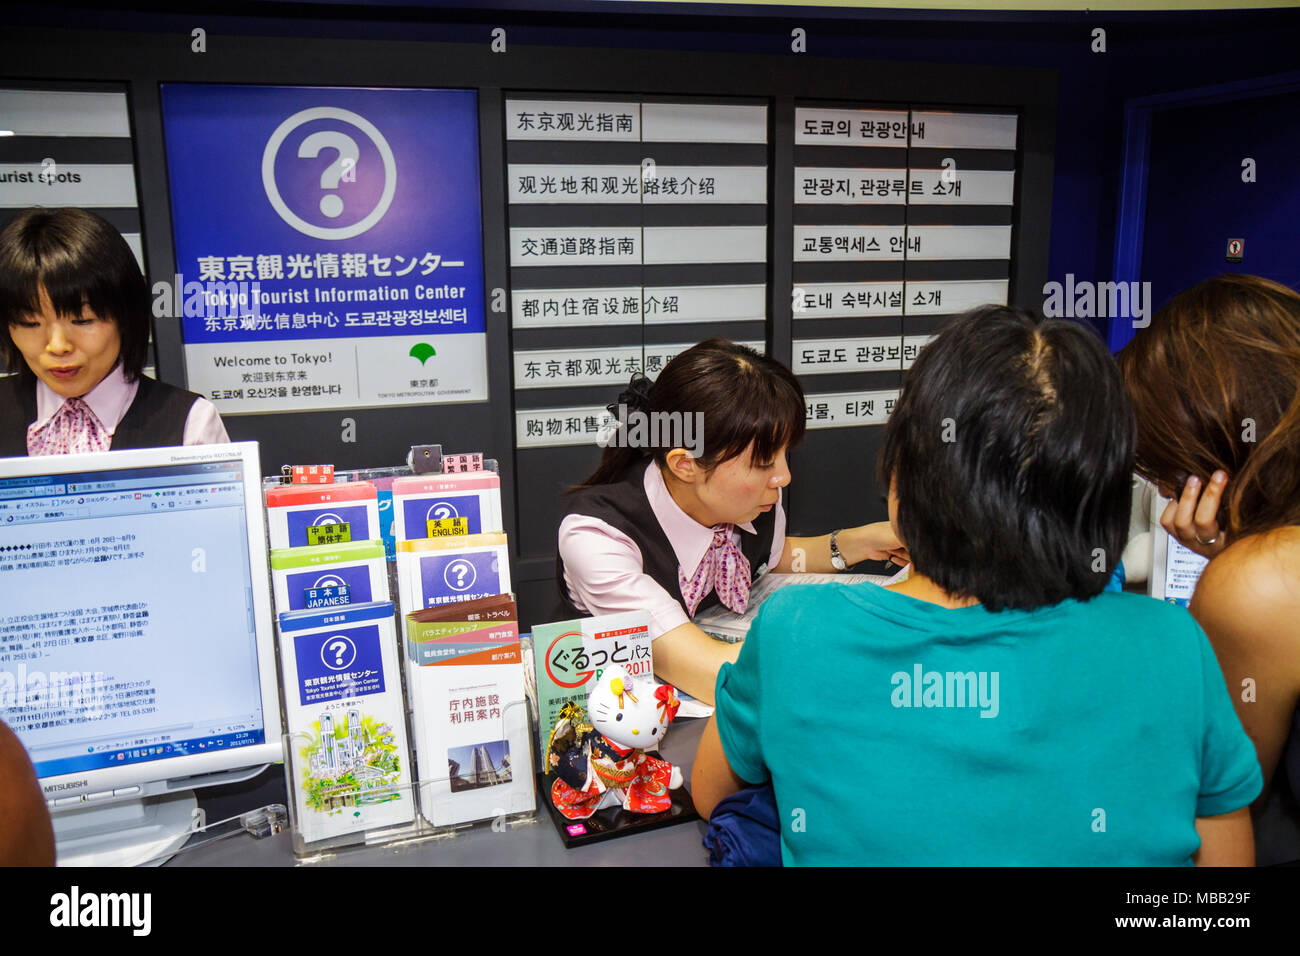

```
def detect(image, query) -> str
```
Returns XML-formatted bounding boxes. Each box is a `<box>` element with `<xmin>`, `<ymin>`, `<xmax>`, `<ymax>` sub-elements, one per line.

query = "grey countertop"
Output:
<box><xmin>167</xmin><ymin>715</ymin><xmax>712</xmax><ymax>867</ymax></box>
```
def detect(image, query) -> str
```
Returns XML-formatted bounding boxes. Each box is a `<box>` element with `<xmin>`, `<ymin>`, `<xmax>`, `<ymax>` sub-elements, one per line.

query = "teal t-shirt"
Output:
<box><xmin>714</xmin><ymin>583</ymin><xmax>1262</xmax><ymax>866</ymax></box>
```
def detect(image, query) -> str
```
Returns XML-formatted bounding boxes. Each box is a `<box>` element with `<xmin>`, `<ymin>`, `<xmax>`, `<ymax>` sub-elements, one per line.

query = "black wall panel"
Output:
<box><xmin>0</xmin><ymin>25</ymin><xmax>1056</xmax><ymax>630</ymax></box>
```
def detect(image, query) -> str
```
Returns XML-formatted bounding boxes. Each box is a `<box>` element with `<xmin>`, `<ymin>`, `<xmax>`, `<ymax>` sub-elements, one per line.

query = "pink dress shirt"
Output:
<box><xmin>559</xmin><ymin>461</ymin><xmax>786</xmax><ymax>639</ymax></box>
<box><xmin>30</xmin><ymin>364</ymin><xmax>229</xmax><ymax>447</ymax></box>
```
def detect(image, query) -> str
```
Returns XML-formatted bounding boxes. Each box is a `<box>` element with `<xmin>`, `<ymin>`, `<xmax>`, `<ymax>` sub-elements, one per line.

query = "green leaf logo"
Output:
<box><xmin>409</xmin><ymin>343</ymin><xmax>437</xmax><ymax>365</ymax></box>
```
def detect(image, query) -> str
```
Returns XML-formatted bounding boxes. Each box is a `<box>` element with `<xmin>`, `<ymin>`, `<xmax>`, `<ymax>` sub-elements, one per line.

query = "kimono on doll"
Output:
<box><xmin>547</xmin><ymin>666</ymin><xmax>683</xmax><ymax>820</ymax></box>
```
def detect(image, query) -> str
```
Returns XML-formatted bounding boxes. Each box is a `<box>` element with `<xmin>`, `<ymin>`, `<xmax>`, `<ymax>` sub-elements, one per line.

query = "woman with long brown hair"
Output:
<box><xmin>558</xmin><ymin>338</ymin><xmax>906</xmax><ymax>704</ymax></box>
<box><xmin>1119</xmin><ymin>273</ymin><xmax>1300</xmax><ymax>816</ymax></box>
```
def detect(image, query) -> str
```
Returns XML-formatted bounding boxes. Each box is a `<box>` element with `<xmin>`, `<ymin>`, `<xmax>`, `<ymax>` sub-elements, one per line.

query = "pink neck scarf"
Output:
<box><xmin>27</xmin><ymin>397</ymin><xmax>111</xmax><ymax>456</ymax></box>
<box><xmin>679</xmin><ymin>524</ymin><xmax>752</xmax><ymax>616</ymax></box>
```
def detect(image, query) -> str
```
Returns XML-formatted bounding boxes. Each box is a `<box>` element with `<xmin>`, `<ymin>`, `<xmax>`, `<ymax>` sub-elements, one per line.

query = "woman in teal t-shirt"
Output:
<box><xmin>693</xmin><ymin>306</ymin><xmax>1263</xmax><ymax>866</ymax></box>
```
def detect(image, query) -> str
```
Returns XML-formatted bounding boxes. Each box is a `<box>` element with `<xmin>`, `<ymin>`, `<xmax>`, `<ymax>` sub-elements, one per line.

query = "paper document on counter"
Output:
<box><xmin>694</xmin><ymin>567</ymin><xmax>909</xmax><ymax>644</ymax></box>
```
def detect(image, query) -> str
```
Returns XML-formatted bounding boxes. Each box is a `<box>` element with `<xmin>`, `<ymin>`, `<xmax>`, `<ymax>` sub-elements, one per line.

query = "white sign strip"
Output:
<box><xmin>794</xmin><ymin>108</ymin><xmax>909</xmax><ymax>147</ymax></box>
<box><xmin>793</xmin><ymin>281</ymin><xmax>905</xmax><ymax>318</ymax></box>
<box><xmin>906</xmin><ymin>225</ymin><xmax>1012</xmax><ymax>261</ymax></box>
<box><xmin>642</xmin><ymin>166</ymin><xmax>767</xmax><ymax>204</ymax></box>
<box><xmin>512</xmin><ymin>284</ymin><xmax>766</xmax><ymax>329</ymax></box>
<box><xmin>641</xmin><ymin>103</ymin><xmax>768</xmax><ymax>144</ymax></box>
<box><xmin>910</xmin><ymin>111</ymin><xmax>1018</xmax><ymax>150</ymax></box>
<box><xmin>794</xmin><ymin>225</ymin><xmax>907</xmax><ymax>261</ymax></box>
<box><xmin>907</xmin><ymin>168</ymin><xmax>1016</xmax><ymax>205</ymax></box>
<box><xmin>903</xmin><ymin>335</ymin><xmax>935</xmax><ymax>369</ymax></box>
<box><xmin>805</xmin><ymin>389</ymin><xmax>900</xmax><ymax>429</ymax></box>
<box><xmin>185</xmin><ymin>332</ymin><xmax>487</xmax><ymax>415</ymax></box>
<box><xmin>514</xmin><ymin>339</ymin><xmax>766</xmax><ymax>391</ymax></box>
<box><xmin>505</xmin><ymin>100</ymin><xmax>640</xmax><ymax>141</ymax></box>
<box><xmin>792</xmin><ymin>335</ymin><xmax>933</xmax><ymax>374</ymax></box>
<box><xmin>507</xmin><ymin>164</ymin><xmax>639</xmax><ymax>204</ymax></box>
<box><xmin>794</xmin><ymin>167</ymin><xmax>910</xmax><ymax>204</ymax></box>
<box><xmin>643</xmin><ymin>226</ymin><xmax>767</xmax><ymax>265</ymax></box>
<box><xmin>516</xmin><ymin>405</ymin><xmax>614</xmax><ymax>448</ymax></box>
<box><xmin>508</xmin><ymin>165</ymin><xmax>766</xmax><ymax>204</ymax></box>
<box><xmin>0</xmin><ymin>164</ymin><xmax>138</xmax><ymax>208</ymax></box>
<box><xmin>642</xmin><ymin>283</ymin><xmax>766</xmax><ymax>324</ymax></box>
<box><xmin>512</xmin><ymin>286</ymin><xmax>643</xmax><ymax>329</ymax></box>
<box><xmin>0</xmin><ymin>89</ymin><xmax>131</xmax><ymax>137</ymax></box>
<box><xmin>515</xmin><ymin>344</ymin><xmax>645</xmax><ymax>389</ymax></box>
<box><xmin>904</xmin><ymin>279</ymin><xmax>1009</xmax><ymax>315</ymax></box>
<box><xmin>509</xmin><ymin>227</ymin><xmax>641</xmax><ymax>266</ymax></box>
<box><xmin>793</xmin><ymin>336</ymin><xmax>908</xmax><ymax>375</ymax></box>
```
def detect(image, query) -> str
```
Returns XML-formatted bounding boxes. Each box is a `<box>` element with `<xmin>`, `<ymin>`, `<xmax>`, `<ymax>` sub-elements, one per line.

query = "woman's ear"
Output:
<box><xmin>664</xmin><ymin>448</ymin><xmax>699</xmax><ymax>484</ymax></box>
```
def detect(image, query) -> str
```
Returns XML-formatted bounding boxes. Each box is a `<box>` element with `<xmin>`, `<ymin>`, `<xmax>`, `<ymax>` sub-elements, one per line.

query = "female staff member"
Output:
<box><xmin>558</xmin><ymin>339</ymin><xmax>906</xmax><ymax>704</ymax></box>
<box><xmin>0</xmin><ymin>207</ymin><xmax>227</xmax><ymax>455</ymax></box>
<box><xmin>1118</xmin><ymin>274</ymin><xmax>1300</xmax><ymax>815</ymax></box>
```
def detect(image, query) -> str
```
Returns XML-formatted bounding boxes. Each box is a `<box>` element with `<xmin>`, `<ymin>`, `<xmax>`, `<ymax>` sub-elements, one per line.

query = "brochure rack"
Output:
<box><xmin>281</xmin><ymin>697</ymin><xmax>538</xmax><ymax>860</ymax></box>
<box><xmin>262</xmin><ymin>456</ymin><xmax>541</xmax><ymax>860</ymax></box>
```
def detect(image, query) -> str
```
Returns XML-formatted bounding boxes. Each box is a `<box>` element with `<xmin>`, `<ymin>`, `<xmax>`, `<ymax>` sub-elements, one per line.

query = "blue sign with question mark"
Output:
<box><xmin>401</xmin><ymin>495</ymin><xmax>483</xmax><ymax>538</ymax></box>
<box><xmin>418</xmin><ymin>551</ymin><xmax>500</xmax><ymax>606</ymax></box>
<box><xmin>160</xmin><ymin>84</ymin><xmax>485</xmax><ymax>342</ymax></box>
<box><xmin>293</xmin><ymin>623</ymin><xmax>385</xmax><ymax>706</ymax></box>
<box><xmin>160</xmin><ymin>84</ymin><xmax>487</xmax><ymax>412</ymax></box>
<box><xmin>284</xmin><ymin>564</ymin><xmax>374</xmax><ymax>610</ymax></box>
<box><xmin>285</xmin><ymin>504</ymin><xmax>373</xmax><ymax>546</ymax></box>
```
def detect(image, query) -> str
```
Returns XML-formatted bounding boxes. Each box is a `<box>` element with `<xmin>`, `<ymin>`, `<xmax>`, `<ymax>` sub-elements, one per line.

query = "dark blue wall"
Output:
<box><xmin>1142</xmin><ymin>89</ymin><xmax>1300</xmax><ymax>309</ymax></box>
<box><xmin>5</xmin><ymin>3</ymin><xmax>1299</xmax><ymax>323</ymax></box>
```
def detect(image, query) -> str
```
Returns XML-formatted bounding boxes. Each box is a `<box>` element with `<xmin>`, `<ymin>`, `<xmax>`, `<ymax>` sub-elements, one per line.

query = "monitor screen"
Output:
<box><xmin>0</xmin><ymin>443</ymin><xmax>282</xmax><ymax>809</ymax></box>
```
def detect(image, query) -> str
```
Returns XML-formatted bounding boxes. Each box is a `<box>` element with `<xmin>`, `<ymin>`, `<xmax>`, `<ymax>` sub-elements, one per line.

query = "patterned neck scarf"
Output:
<box><xmin>679</xmin><ymin>524</ymin><xmax>752</xmax><ymax>616</ymax></box>
<box><xmin>27</xmin><ymin>397</ymin><xmax>111</xmax><ymax>456</ymax></box>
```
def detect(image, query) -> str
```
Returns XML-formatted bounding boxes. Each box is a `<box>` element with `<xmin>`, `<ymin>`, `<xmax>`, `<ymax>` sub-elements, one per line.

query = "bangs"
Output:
<box><xmin>703</xmin><ymin>364</ymin><xmax>806</xmax><ymax>467</ymax></box>
<box><xmin>0</xmin><ymin>260</ymin><xmax>93</xmax><ymax>325</ymax></box>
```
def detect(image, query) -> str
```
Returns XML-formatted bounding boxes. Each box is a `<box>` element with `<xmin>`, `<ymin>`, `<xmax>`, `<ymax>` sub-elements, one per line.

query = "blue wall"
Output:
<box><xmin>7</xmin><ymin>2</ymin><xmax>1300</xmax><ymax>329</ymax></box>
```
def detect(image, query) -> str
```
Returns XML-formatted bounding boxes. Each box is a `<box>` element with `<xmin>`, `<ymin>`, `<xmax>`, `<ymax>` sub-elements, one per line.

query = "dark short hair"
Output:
<box><xmin>879</xmin><ymin>305</ymin><xmax>1135</xmax><ymax>611</ymax></box>
<box><xmin>0</xmin><ymin>207</ymin><xmax>152</xmax><ymax>381</ymax></box>
<box><xmin>577</xmin><ymin>338</ymin><xmax>806</xmax><ymax>487</ymax></box>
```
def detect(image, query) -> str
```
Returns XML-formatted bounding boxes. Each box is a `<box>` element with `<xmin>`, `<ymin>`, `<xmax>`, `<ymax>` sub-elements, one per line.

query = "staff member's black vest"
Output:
<box><xmin>556</xmin><ymin>459</ymin><xmax>778</xmax><ymax>620</ymax></box>
<box><xmin>0</xmin><ymin>374</ymin><xmax>201</xmax><ymax>457</ymax></box>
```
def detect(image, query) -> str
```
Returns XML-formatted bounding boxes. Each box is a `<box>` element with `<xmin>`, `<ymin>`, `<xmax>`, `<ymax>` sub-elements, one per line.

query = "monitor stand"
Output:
<box><xmin>52</xmin><ymin>791</ymin><xmax>198</xmax><ymax>867</ymax></box>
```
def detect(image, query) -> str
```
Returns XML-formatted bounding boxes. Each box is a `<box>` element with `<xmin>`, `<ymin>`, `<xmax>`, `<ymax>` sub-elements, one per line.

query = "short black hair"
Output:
<box><xmin>0</xmin><ymin>207</ymin><xmax>152</xmax><ymax>382</ymax></box>
<box><xmin>878</xmin><ymin>305</ymin><xmax>1135</xmax><ymax>611</ymax></box>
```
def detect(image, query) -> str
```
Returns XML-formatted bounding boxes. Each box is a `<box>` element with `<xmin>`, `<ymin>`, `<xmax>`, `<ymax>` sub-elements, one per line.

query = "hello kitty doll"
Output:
<box><xmin>547</xmin><ymin>665</ymin><xmax>683</xmax><ymax>819</ymax></box>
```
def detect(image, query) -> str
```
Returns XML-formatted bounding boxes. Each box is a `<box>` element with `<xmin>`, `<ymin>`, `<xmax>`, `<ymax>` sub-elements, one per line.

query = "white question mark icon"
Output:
<box><xmin>434</xmin><ymin>505</ymin><xmax>453</xmax><ymax>520</ymax></box>
<box><xmin>328</xmin><ymin>639</ymin><xmax>347</xmax><ymax>665</ymax></box>
<box><xmin>443</xmin><ymin>558</ymin><xmax>476</xmax><ymax>592</ymax></box>
<box><xmin>298</xmin><ymin>131</ymin><xmax>360</xmax><ymax>218</ymax></box>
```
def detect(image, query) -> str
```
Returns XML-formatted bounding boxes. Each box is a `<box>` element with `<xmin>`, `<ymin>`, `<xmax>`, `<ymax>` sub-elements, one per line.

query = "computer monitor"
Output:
<box><xmin>0</xmin><ymin>442</ymin><xmax>283</xmax><ymax>866</ymax></box>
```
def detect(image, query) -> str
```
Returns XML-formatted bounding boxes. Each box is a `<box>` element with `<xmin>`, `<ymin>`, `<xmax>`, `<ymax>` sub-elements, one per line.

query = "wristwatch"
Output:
<box><xmin>829</xmin><ymin>529</ymin><xmax>847</xmax><ymax>571</ymax></box>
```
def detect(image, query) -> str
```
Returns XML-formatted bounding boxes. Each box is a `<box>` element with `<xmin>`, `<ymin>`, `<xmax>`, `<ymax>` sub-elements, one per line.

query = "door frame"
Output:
<box><xmin>1109</xmin><ymin>69</ymin><xmax>1300</xmax><ymax>352</ymax></box>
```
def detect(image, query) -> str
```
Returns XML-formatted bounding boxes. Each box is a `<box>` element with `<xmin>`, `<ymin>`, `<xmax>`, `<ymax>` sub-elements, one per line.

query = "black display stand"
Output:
<box><xmin>537</xmin><ymin>773</ymin><xmax>700</xmax><ymax>848</ymax></box>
